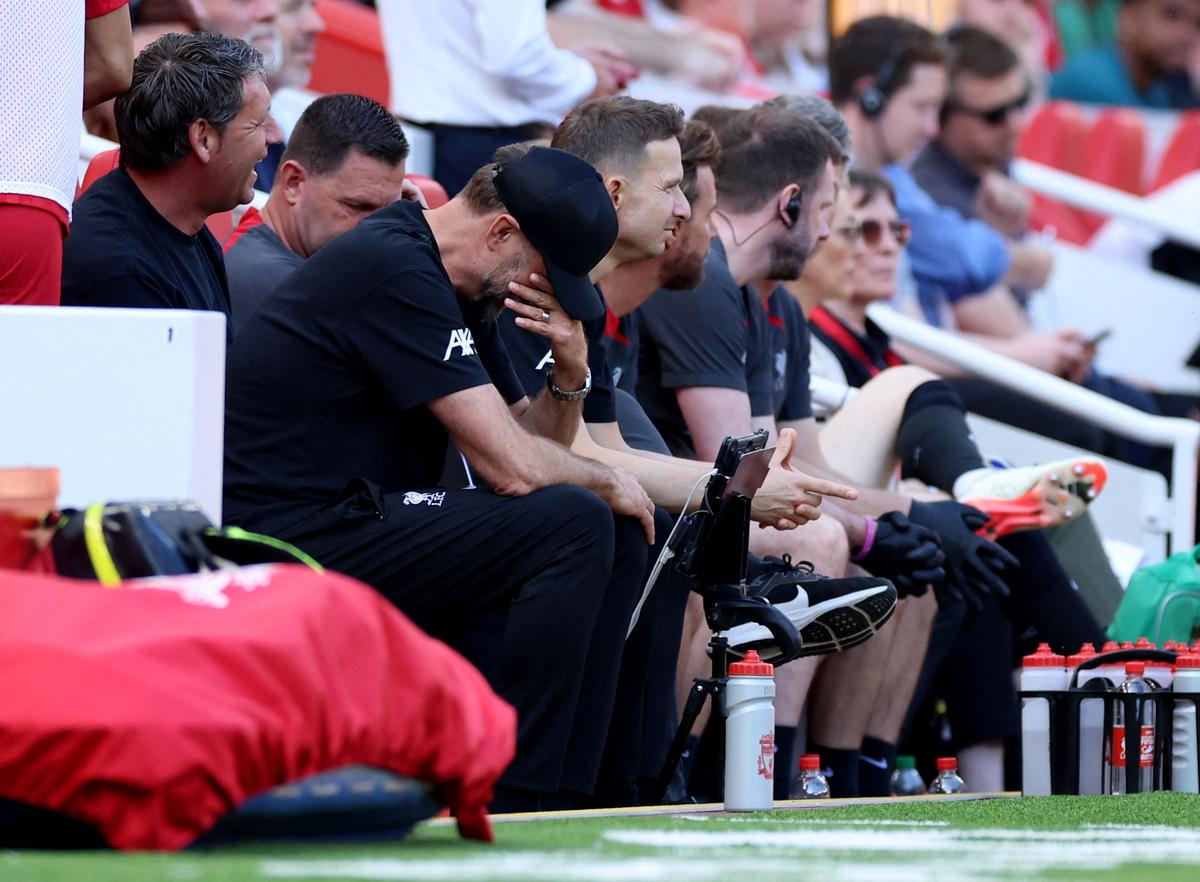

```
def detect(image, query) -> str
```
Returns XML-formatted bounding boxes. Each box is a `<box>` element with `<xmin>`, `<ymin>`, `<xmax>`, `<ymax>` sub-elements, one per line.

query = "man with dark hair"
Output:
<box><xmin>223</xmin><ymin>93</ymin><xmax>410</xmax><ymax>332</ymax></box>
<box><xmin>63</xmin><ymin>33</ymin><xmax>281</xmax><ymax>333</ymax></box>
<box><xmin>224</xmin><ymin>146</ymin><xmax>657</xmax><ymax>812</ymax></box>
<box><xmin>912</xmin><ymin>26</ymin><xmax>1032</xmax><ymax>231</ymax></box>
<box><xmin>1051</xmin><ymin>0</ymin><xmax>1199</xmax><ymax>108</ymax></box>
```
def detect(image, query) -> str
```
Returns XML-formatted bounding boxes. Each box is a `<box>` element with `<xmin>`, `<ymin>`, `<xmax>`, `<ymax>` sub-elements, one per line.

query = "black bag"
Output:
<box><xmin>49</xmin><ymin>501</ymin><xmax>321</xmax><ymax>585</ymax></box>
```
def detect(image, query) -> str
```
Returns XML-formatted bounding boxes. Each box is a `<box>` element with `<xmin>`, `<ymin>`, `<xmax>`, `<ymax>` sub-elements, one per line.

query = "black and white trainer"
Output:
<box><xmin>720</xmin><ymin>557</ymin><xmax>898</xmax><ymax>662</ymax></box>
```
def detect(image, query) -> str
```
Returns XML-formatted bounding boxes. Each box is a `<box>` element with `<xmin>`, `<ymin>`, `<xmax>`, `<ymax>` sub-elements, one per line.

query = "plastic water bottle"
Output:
<box><xmin>929</xmin><ymin>757</ymin><xmax>966</xmax><ymax>794</ymax></box>
<box><xmin>1171</xmin><ymin>652</ymin><xmax>1200</xmax><ymax>793</ymax></box>
<box><xmin>724</xmin><ymin>650</ymin><xmax>776</xmax><ymax>811</ymax></box>
<box><xmin>1110</xmin><ymin>661</ymin><xmax>1156</xmax><ymax>795</ymax></box>
<box><xmin>890</xmin><ymin>754</ymin><xmax>926</xmax><ymax>796</ymax></box>
<box><xmin>795</xmin><ymin>754</ymin><xmax>830</xmax><ymax>799</ymax></box>
<box><xmin>1021</xmin><ymin>643</ymin><xmax>1068</xmax><ymax>796</ymax></box>
<box><xmin>1070</xmin><ymin>643</ymin><xmax>1106</xmax><ymax>796</ymax></box>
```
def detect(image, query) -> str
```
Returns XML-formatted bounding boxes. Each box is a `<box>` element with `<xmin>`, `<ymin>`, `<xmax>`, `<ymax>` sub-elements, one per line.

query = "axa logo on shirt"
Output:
<box><xmin>535</xmin><ymin>349</ymin><xmax>555</xmax><ymax>371</ymax></box>
<box><xmin>443</xmin><ymin>328</ymin><xmax>476</xmax><ymax>361</ymax></box>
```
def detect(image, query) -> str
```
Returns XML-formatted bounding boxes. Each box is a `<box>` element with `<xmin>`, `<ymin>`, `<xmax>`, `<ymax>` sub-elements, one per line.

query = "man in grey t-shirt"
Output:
<box><xmin>223</xmin><ymin>93</ymin><xmax>411</xmax><ymax>333</ymax></box>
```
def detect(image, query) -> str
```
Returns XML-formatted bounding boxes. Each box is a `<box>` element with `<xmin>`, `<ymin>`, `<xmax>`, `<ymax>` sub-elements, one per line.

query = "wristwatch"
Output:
<box><xmin>546</xmin><ymin>367</ymin><xmax>591</xmax><ymax>401</ymax></box>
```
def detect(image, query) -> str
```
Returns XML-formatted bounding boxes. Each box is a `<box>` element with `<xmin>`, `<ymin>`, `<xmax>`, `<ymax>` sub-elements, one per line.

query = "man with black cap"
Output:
<box><xmin>223</xmin><ymin>146</ymin><xmax>655</xmax><ymax>811</ymax></box>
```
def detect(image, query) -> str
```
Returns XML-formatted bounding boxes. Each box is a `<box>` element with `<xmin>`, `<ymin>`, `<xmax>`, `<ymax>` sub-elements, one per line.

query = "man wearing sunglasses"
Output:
<box><xmin>913</xmin><ymin>26</ymin><xmax>1034</xmax><ymax>241</ymax></box>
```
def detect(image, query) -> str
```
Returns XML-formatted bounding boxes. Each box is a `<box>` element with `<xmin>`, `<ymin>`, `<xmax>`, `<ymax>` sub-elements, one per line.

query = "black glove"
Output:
<box><xmin>858</xmin><ymin>510</ymin><xmax>946</xmax><ymax>598</ymax></box>
<box><xmin>908</xmin><ymin>500</ymin><xmax>1020</xmax><ymax>609</ymax></box>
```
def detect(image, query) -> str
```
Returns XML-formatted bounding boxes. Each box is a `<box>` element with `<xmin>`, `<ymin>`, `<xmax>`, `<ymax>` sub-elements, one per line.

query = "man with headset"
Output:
<box><xmin>829</xmin><ymin>16</ymin><xmax>1054</xmax><ymax>327</ymax></box>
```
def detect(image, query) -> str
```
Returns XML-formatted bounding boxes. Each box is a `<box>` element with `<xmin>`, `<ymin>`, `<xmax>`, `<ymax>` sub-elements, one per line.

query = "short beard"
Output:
<box><xmin>660</xmin><ymin>249</ymin><xmax>707</xmax><ymax>291</ymax></box>
<box><xmin>766</xmin><ymin>229</ymin><xmax>815</xmax><ymax>281</ymax></box>
<box><xmin>476</xmin><ymin>252</ymin><xmax>529</xmax><ymax>324</ymax></box>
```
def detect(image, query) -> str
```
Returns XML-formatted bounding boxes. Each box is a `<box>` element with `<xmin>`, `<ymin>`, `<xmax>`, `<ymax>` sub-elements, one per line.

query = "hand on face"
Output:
<box><xmin>504</xmin><ymin>273</ymin><xmax>588</xmax><ymax>385</ymax></box>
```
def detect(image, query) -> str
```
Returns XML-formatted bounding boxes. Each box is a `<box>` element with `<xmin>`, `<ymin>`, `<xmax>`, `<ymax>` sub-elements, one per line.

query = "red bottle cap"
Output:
<box><xmin>1023</xmin><ymin>643</ymin><xmax>1065</xmax><ymax>667</ymax></box>
<box><xmin>1101</xmin><ymin>641</ymin><xmax>1121</xmax><ymax>654</ymax></box>
<box><xmin>936</xmin><ymin>757</ymin><xmax>958</xmax><ymax>771</ymax></box>
<box><xmin>1120</xmin><ymin>641</ymin><xmax>1135</xmax><ymax>650</ymax></box>
<box><xmin>1125</xmin><ymin>661</ymin><xmax>1146</xmax><ymax>676</ymax></box>
<box><xmin>1165</xmin><ymin>641</ymin><xmax>1179</xmax><ymax>651</ymax></box>
<box><xmin>728</xmin><ymin>649</ymin><xmax>774</xmax><ymax>676</ymax></box>
<box><xmin>799</xmin><ymin>754</ymin><xmax>822</xmax><ymax>771</ymax></box>
<box><xmin>1177</xmin><ymin>653</ymin><xmax>1200</xmax><ymax>669</ymax></box>
<box><xmin>1135</xmin><ymin>637</ymin><xmax>1155</xmax><ymax>649</ymax></box>
<box><xmin>1067</xmin><ymin>643</ymin><xmax>1098</xmax><ymax>667</ymax></box>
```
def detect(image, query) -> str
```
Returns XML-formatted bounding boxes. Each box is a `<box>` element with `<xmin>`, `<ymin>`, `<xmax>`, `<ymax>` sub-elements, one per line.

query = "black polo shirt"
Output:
<box><xmin>496</xmin><ymin>284</ymin><xmax>619</xmax><ymax>425</ymax></box>
<box><xmin>223</xmin><ymin>200</ymin><xmax>524</xmax><ymax>532</ymax></box>
<box><xmin>763</xmin><ymin>287</ymin><xmax>813</xmax><ymax>422</ymax></box>
<box><xmin>601</xmin><ymin>307</ymin><xmax>641</xmax><ymax>395</ymax></box>
<box><xmin>634</xmin><ymin>238</ymin><xmax>773</xmax><ymax>458</ymax></box>
<box><xmin>62</xmin><ymin>166</ymin><xmax>231</xmax><ymax>336</ymax></box>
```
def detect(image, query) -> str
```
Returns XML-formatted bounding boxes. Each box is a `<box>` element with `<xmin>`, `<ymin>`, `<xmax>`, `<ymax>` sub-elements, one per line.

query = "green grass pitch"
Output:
<box><xmin>7</xmin><ymin>793</ymin><xmax>1200</xmax><ymax>882</ymax></box>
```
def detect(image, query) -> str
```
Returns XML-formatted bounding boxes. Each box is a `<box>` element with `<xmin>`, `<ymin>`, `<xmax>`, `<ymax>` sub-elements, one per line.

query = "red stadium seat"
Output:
<box><xmin>1028</xmin><ymin>193</ymin><xmax>1093</xmax><ymax>246</ymax></box>
<box><xmin>1151</xmin><ymin>110</ymin><xmax>1200</xmax><ymax>192</ymax></box>
<box><xmin>1017</xmin><ymin>101</ymin><xmax>1088</xmax><ymax>174</ymax></box>
<box><xmin>408</xmin><ymin>174</ymin><xmax>449</xmax><ymax>209</ymax></box>
<box><xmin>76</xmin><ymin>147</ymin><xmax>236</xmax><ymax>245</ymax></box>
<box><xmin>1080</xmin><ymin>108</ymin><xmax>1146</xmax><ymax>195</ymax></box>
<box><xmin>308</xmin><ymin>0</ymin><xmax>389</xmax><ymax>105</ymax></box>
<box><xmin>77</xmin><ymin>148</ymin><xmax>121</xmax><ymax>197</ymax></box>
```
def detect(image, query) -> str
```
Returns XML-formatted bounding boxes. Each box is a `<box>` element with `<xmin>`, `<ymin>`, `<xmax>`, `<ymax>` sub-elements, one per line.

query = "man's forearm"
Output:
<box><xmin>792</xmin><ymin>454</ymin><xmax>910</xmax><ymax>518</ymax></box>
<box><xmin>518</xmin><ymin>386</ymin><xmax>582</xmax><ymax>446</ymax></box>
<box><xmin>577</xmin><ymin>430</ymin><xmax>710</xmax><ymax>512</ymax></box>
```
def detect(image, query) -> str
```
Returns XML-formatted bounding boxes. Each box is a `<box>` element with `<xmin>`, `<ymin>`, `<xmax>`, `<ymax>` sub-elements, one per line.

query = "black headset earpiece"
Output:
<box><xmin>784</xmin><ymin>192</ymin><xmax>802</xmax><ymax>227</ymax></box>
<box><xmin>857</xmin><ymin>45</ymin><xmax>905</xmax><ymax>120</ymax></box>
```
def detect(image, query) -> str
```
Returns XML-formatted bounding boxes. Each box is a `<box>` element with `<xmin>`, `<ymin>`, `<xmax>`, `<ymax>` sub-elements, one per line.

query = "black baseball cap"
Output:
<box><xmin>493</xmin><ymin>147</ymin><xmax>618</xmax><ymax>322</ymax></box>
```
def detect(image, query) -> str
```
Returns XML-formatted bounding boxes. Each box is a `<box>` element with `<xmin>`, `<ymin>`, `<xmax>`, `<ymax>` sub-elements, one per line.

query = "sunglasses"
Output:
<box><xmin>834</xmin><ymin>218</ymin><xmax>911</xmax><ymax>247</ymax></box>
<box><xmin>946</xmin><ymin>89</ymin><xmax>1032</xmax><ymax>126</ymax></box>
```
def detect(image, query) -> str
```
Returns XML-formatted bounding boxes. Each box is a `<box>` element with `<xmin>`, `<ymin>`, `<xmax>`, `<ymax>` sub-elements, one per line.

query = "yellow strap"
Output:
<box><xmin>83</xmin><ymin>502</ymin><xmax>121</xmax><ymax>587</ymax></box>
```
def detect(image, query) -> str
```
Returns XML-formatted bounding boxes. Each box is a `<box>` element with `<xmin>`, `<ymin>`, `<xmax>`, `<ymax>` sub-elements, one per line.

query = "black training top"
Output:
<box><xmin>601</xmin><ymin>307</ymin><xmax>640</xmax><ymax>395</ymax></box>
<box><xmin>62</xmin><ymin>166</ymin><xmax>231</xmax><ymax>336</ymax></box>
<box><xmin>635</xmin><ymin>238</ymin><xmax>774</xmax><ymax>458</ymax></box>
<box><xmin>763</xmin><ymin>287</ymin><xmax>814</xmax><ymax>422</ymax></box>
<box><xmin>496</xmin><ymin>282</ymin><xmax>619</xmax><ymax>425</ymax></box>
<box><xmin>223</xmin><ymin>200</ymin><xmax>524</xmax><ymax>531</ymax></box>
<box><xmin>808</xmin><ymin>305</ymin><xmax>906</xmax><ymax>390</ymax></box>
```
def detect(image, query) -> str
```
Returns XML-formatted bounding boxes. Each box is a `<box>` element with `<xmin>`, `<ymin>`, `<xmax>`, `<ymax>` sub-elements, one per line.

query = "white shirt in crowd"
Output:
<box><xmin>0</xmin><ymin>1</ymin><xmax>92</xmax><ymax>219</ymax></box>
<box><xmin>377</xmin><ymin>0</ymin><xmax>596</xmax><ymax>127</ymax></box>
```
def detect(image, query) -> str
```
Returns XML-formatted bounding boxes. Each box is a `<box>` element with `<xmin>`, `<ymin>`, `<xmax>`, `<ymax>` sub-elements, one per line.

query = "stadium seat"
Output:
<box><xmin>1018</xmin><ymin>101</ymin><xmax>1088</xmax><ymax>174</ymax></box>
<box><xmin>1028</xmin><ymin>193</ymin><xmax>1093</xmax><ymax>245</ymax></box>
<box><xmin>308</xmin><ymin>0</ymin><xmax>389</xmax><ymax>105</ymax></box>
<box><xmin>1151</xmin><ymin>110</ymin><xmax>1200</xmax><ymax>192</ymax></box>
<box><xmin>408</xmin><ymin>173</ymin><xmax>449</xmax><ymax>208</ymax></box>
<box><xmin>75</xmin><ymin>147</ymin><xmax>235</xmax><ymax>244</ymax></box>
<box><xmin>1081</xmin><ymin>108</ymin><xmax>1147</xmax><ymax>195</ymax></box>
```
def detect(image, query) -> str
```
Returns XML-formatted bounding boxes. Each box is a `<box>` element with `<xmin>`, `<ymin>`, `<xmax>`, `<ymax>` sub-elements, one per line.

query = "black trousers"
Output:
<box><xmin>427</xmin><ymin>122</ymin><xmax>549</xmax><ymax>197</ymax></box>
<box><xmin>264</xmin><ymin>482</ymin><xmax>625</xmax><ymax>794</ymax></box>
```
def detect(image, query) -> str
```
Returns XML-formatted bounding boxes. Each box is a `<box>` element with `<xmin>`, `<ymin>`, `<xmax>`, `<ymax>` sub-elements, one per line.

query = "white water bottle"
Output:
<box><xmin>1021</xmin><ymin>643</ymin><xmax>1068</xmax><ymax>796</ymax></box>
<box><xmin>1111</xmin><ymin>662</ymin><xmax>1156</xmax><ymax>795</ymax></box>
<box><xmin>724</xmin><ymin>650</ymin><xmax>776</xmax><ymax>812</ymax></box>
<box><xmin>1172</xmin><ymin>653</ymin><xmax>1200</xmax><ymax>793</ymax></box>
<box><xmin>1070</xmin><ymin>643</ymin><xmax>1107</xmax><ymax>796</ymax></box>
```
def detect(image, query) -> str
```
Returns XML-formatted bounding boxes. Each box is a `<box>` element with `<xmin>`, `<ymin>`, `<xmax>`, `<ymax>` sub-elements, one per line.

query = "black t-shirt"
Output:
<box><xmin>764</xmin><ymin>288</ymin><xmax>813</xmax><ymax>422</ymax></box>
<box><xmin>223</xmin><ymin>201</ymin><xmax>523</xmax><ymax>532</ymax></box>
<box><xmin>61</xmin><ymin>166</ymin><xmax>231</xmax><ymax>336</ymax></box>
<box><xmin>635</xmin><ymin>238</ymin><xmax>773</xmax><ymax>458</ymax></box>
<box><xmin>808</xmin><ymin>305</ymin><xmax>906</xmax><ymax>390</ymax></box>
<box><xmin>495</xmin><ymin>283</ymin><xmax>618</xmax><ymax>424</ymax></box>
<box><xmin>601</xmin><ymin>307</ymin><xmax>641</xmax><ymax>395</ymax></box>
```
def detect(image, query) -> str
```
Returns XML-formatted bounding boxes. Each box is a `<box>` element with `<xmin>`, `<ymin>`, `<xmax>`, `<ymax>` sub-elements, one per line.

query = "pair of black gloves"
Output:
<box><xmin>857</xmin><ymin>501</ymin><xmax>1019</xmax><ymax>608</ymax></box>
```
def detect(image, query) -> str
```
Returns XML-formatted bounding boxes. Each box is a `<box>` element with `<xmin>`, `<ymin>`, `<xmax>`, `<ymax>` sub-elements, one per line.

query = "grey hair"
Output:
<box><xmin>760</xmin><ymin>94</ymin><xmax>854</xmax><ymax>165</ymax></box>
<box><xmin>116</xmin><ymin>32</ymin><xmax>266</xmax><ymax>173</ymax></box>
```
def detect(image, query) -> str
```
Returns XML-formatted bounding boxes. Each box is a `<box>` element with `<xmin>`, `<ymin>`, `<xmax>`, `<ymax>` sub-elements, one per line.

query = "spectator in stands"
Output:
<box><xmin>957</xmin><ymin>0</ymin><xmax>1049</xmax><ymax>90</ymax></box>
<box><xmin>378</xmin><ymin>0</ymin><xmax>638</xmax><ymax>196</ymax></box>
<box><xmin>1050</xmin><ymin>0</ymin><xmax>1200</xmax><ymax>108</ymax></box>
<box><xmin>223</xmin><ymin>146</ymin><xmax>656</xmax><ymax>812</ymax></box>
<box><xmin>62</xmin><ymin>33</ymin><xmax>281</xmax><ymax>334</ymax></box>
<box><xmin>0</xmin><ymin>1</ymin><xmax>132</xmax><ymax>306</ymax></box>
<box><xmin>223</xmin><ymin>93</ymin><xmax>409</xmax><ymax>332</ymax></box>
<box><xmin>547</xmin><ymin>0</ymin><xmax>747</xmax><ymax>91</ymax></box>
<box><xmin>829</xmin><ymin>16</ymin><xmax>1054</xmax><ymax>327</ymax></box>
<box><xmin>131</xmin><ymin>0</ymin><xmax>283</xmax><ymax>70</ymax></box>
<box><xmin>913</xmin><ymin>27</ymin><xmax>1033</xmax><ymax>239</ymax></box>
<box><xmin>271</xmin><ymin>0</ymin><xmax>322</xmax><ymax>90</ymax></box>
